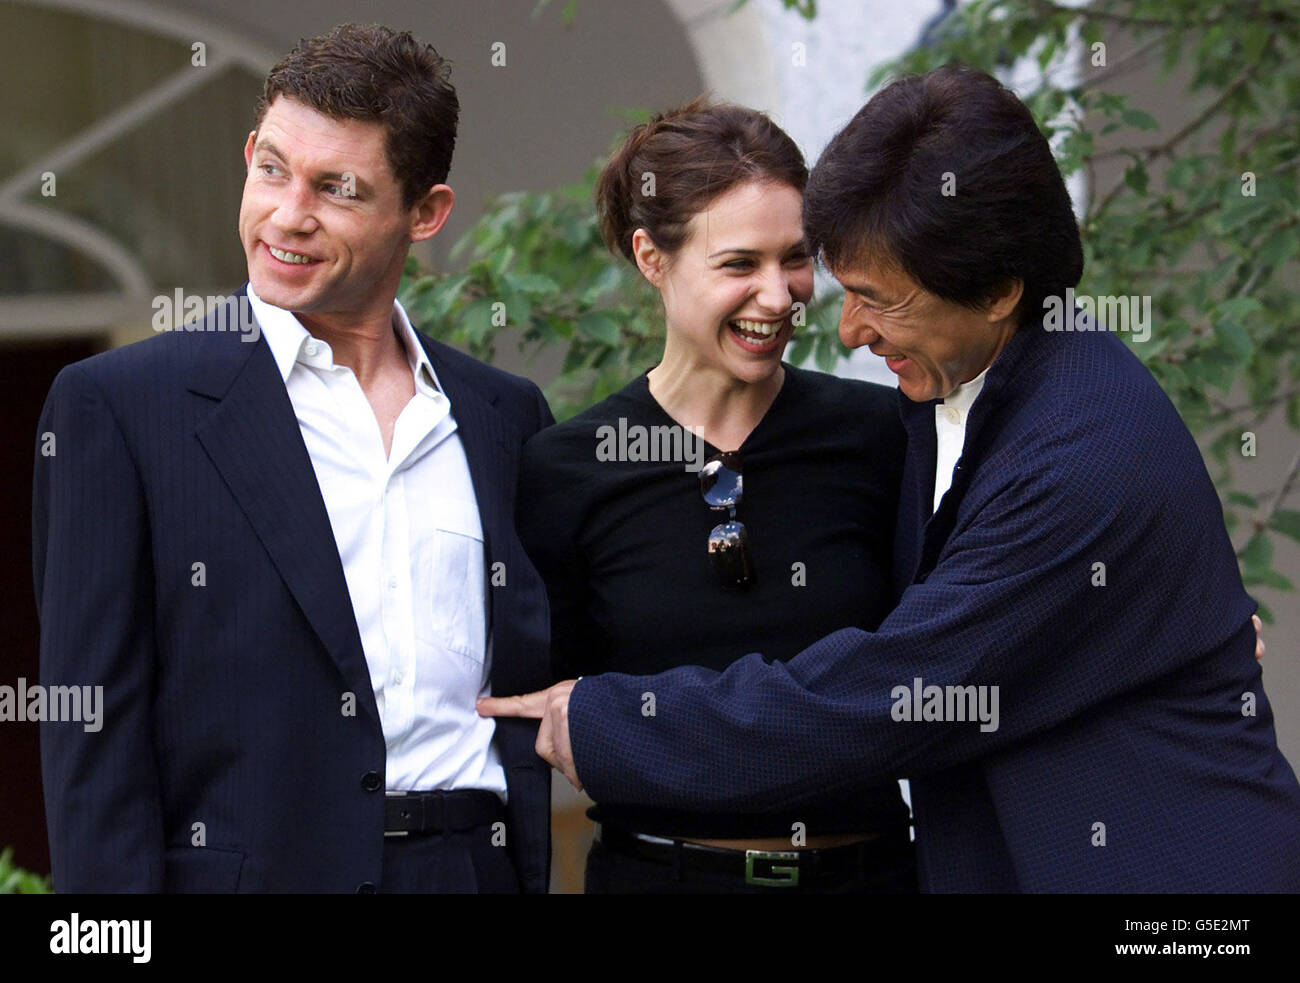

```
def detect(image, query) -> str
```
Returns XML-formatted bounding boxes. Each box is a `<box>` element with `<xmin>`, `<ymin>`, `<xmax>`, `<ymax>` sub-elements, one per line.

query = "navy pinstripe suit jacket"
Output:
<box><xmin>567</xmin><ymin>317</ymin><xmax>1300</xmax><ymax>892</ymax></box>
<box><xmin>33</xmin><ymin>287</ymin><xmax>554</xmax><ymax>893</ymax></box>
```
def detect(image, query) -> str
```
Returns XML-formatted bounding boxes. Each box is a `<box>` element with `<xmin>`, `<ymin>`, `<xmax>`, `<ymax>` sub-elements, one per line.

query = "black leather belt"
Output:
<box><xmin>595</xmin><ymin>823</ymin><xmax>909</xmax><ymax>888</ymax></box>
<box><xmin>384</xmin><ymin>790</ymin><xmax>505</xmax><ymax>838</ymax></box>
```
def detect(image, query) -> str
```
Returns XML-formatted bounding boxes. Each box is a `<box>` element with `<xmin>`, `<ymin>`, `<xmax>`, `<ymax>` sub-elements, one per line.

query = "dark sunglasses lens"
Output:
<box><xmin>700</xmin><ymin>453</ymin><xmax>743</xmax><ymax>509</ymax></box>
<box><xmin>708</xmin><ymin>519</ymin><xmax>754</xmax><ymax>589</ymax></box>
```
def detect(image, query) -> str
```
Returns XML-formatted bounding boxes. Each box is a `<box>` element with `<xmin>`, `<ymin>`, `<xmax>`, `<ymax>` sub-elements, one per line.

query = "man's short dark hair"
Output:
<box><xmin>254</xmin><ymin>23</ymin><xmax>459</xmax><ymax>209</ymax></box>
<box><xmin>803</xmin><ymin>64</ymin><xmax>1083</xmax><ymax>325</ymax></box>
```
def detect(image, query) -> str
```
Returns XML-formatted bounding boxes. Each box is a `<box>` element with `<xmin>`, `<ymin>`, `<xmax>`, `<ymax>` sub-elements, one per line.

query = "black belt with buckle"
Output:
<box><xmin>595</xmin><ymin>823</ymin><xmax>907</xmax><ymax>888</ymax></box>
<box><xmin>384</xmin><ymin>790</ymin><xmax>505</xmax><ymax>838</ymax></box>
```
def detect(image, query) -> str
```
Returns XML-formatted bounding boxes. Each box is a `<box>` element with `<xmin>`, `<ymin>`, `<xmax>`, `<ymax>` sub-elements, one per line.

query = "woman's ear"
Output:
<box><xmin>631</xmin><ymin>228</ymin><xmax>666</xmax><ymax>287</ymax></box>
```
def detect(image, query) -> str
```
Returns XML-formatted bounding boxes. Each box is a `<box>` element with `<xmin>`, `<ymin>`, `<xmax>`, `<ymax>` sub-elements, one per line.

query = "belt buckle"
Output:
<box><xmin>744</xmin><ymin>849</ymin><xmax>800</xmax><ymax>887</ymax></box>
<box><xmin>384</xmin><ymin>791</ymin><xmax>416</xmax><ymax>838</ymax></box>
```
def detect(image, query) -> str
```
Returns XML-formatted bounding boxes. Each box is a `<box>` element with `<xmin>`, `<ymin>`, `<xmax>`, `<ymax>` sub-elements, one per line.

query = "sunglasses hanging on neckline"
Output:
<box><xmin>699</xmin><ymin>451</ymin><xmax>755</xmax><ymax>590</ymax></box>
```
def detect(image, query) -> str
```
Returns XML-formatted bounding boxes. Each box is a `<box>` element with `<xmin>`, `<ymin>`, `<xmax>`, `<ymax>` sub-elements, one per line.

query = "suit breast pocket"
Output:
<box><xmin>417</xmin><ymin>499</ymin><xmax>487</xmax><ymax>664</ymax></box>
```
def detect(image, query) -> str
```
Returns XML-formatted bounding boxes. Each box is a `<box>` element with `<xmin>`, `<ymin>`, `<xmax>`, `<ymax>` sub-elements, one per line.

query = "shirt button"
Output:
<box><xmin>942</xmin><ymin>406</ymin><xmax>961</xmax><ymax>424</ymax></box>
<box><xmin>387</xmin><ymin>577</ymin><xmax>398</xmax><ymax>590</ymax></box>
<box><xmin>393</xmin><ymin>671</ymin><xmax>404</xmax><ymax>686</ymax></box>
<box><xmin>305</xmin><ymin>341</ymin><xmax>320</xmax><ymax>357</ymax></box>
<box><xmin>360</xmin><ymin>771</ymin><xmax>382</xmax><ymax>792</ymax></box>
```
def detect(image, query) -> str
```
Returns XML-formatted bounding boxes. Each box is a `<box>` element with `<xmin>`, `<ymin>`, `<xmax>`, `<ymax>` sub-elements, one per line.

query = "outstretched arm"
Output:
<box><xmin>485</xmin><ymin>428</ymin><xmax>1256</xmax><ymax>812</ymax></box>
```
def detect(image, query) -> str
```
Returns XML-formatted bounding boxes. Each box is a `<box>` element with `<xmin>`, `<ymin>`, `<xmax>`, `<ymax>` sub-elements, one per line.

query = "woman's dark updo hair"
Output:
<box><xmin>595</xmin><ymin>97</ymin><xmax>808</xmax><ymax>264</ymax></box>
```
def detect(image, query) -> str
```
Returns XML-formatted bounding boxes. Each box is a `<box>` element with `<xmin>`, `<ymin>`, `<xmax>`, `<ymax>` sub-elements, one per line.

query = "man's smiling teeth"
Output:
<box><xmin>269</xmin><ymin>245</ymin><xmax>315</xmax><ymax>264</ymax></box>
<box><xmin>730</xmin><ymin>318</ymin><xmax>779</xmax><ymax>337</ymax></box>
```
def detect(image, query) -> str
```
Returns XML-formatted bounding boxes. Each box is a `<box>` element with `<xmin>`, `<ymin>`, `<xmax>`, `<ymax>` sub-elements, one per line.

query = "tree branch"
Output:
<box><xmin>1034</xmin><ymin>0</ymin><xmax>1289</xmax><ymax>30</ymax></box>
<box><xmin>1206</xmin><ymin>387</ymin><xmax>1300</xmax><ymax>424</ymax></box>
<box><xmin>1254</xmin><ymin>444</ymin><xmax>1300</xmax><ymax>533</ymax></box>
<box><xmin>1087</xmin><ymin>43</ymin><xmax>1274</xmax><ymax>223</ymax></box>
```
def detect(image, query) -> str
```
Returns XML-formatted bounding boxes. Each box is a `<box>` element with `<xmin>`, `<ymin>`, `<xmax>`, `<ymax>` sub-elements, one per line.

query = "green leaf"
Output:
<box><xmin>502</xmin><ymin>272</ymin><xmax>561</xmax><ymax>295</ymax></box>
<box><xmin>1259</xmin><ymin>229</ymin><xmax>1299</xmax><ymax>269</ymax></box>
<box><xmin>813</xmin><ymin>335</ymin><xmax>841</xmax><ymax>372</ymax></box>
<box><xmin>1215</xmin><ymin>317</ymin><xmax>1254</xmax><ymax>361</ymax></box>
<box><xmin>423</xmin><ymin>274</ymin><xmax>471</xmax><ymax>323</ymax></box>
<box><xmin>1124</xmin><ymin>161</ymin><xmax>1149</xmax><ymax>195</ymax></box>
<box><xmin>1239</xmin><ymin>531</ymin><xmax>1273</xmax><ymax>574</ymax></box>
<box><xmin>1036</xmin><ymin>41</ymin><xmax>1056</xmax><ymax>73</ymax></box>
<box><xmin>1243</xmin><ymin>568</ymin><xmax>1295</xmax><ymax>591</ymax></box>
<box><xmin>788</xmin><ymin>334</ymin><xmax>813</xmax><ymax>367</ymax></box>
<box><xmin>1217</xmin><ymin>296</ymin><xmax>1262</xmax><ymax>320</ymax></box>
<box><xmin>1120</xmin><ymin>107</ymin><xmax>1159</xmax><ymax>131</ymax></box>
<box><xmin>580</xmin><ymin>263</ymin><xmax>624</xmax><ymax>306</ymax></box>
<box><xmin>1094</xmin><ymin>91</ymin><xmax>1124</xmax><ymax>115</ymax></box>
<box><xmin>459</xmin><ymin>297</ymin><xmax>498</xmax><ymax>347</ymax></box>
<box><xmin>576</xmin><ymin>312</ymin><xmax>621</xmax><ymax>347</ymax></box>
<box><xmin>0</xmin><ymin>847</ymin><xmax>50</xmax><ymax>894</ymax></box>
<box><xmin>500</xmin><ymin>290</ymin><xmax>533</xmax><ymax>329</ymax></box>
<box><xmin>1165</xmin><ymin>154</ymin><xmax>1206</xmax><ymax>190</ymax></box>
<box><xmin>1196</xmin><ymin>352</ymin><xmax>1237</xmax><ymax>393</ymax></box>
<box><xmin>1155</xmin><ymin>361</ymin><xmax>1189</xmax><ymax>392</ymax></box>
<box><xmin>487</xmin><ymin>244</ymin><xmax>516</xmax><ymax>278</ymax></box>
<box><xmin>1272</xmin><ymin>510</ymin><xmax>1300</xmax><ymax>544</ymax></box>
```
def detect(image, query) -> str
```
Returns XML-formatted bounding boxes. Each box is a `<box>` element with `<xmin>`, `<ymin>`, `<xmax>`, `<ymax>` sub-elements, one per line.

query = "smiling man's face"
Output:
<box><xmin>830</xmin><ymin>257</ymin><xmax>1022</xmax><ymax>402</ymax></box>
<box><xmin>238</xmin><ymin>95</ymin><xmax>434</xmax><ymax>326</ymax></box>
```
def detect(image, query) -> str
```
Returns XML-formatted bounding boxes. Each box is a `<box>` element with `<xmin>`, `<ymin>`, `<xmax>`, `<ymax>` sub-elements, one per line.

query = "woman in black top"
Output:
<box><xmin>514</xmin><ymin>99</ymin><xmax>914</xmax><ymax>892</ymax></box>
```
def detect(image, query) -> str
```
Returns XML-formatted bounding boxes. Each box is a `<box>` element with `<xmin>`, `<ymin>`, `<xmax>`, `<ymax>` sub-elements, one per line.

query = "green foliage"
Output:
<box><xmin>0</xmin><ymin>847</ymin><xmax>52</xmax><ymax>894</ymax></box>
<box><xmin>399</xmin><ymin>170</ymin><xmax>655</xmax><ymax>420</ymax></box>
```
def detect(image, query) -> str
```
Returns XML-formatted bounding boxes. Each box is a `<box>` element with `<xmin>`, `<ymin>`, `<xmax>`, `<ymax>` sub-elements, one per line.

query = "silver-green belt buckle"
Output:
<box><xmin>744</xmin><ymin>849</ymin><xmax>800</xmax><ymax>887</ymax></box>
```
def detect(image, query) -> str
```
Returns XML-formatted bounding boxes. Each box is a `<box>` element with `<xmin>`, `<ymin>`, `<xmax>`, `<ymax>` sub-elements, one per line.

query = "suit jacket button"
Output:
<box><xmin>361</xmin><ymin>771</ymin><xmax>382</xmax><ymax>792</ymax></box>
<box><xmin>356</xmin><ymin>882</ymin><xmax>377</xmax><ymax>894</ymax></box>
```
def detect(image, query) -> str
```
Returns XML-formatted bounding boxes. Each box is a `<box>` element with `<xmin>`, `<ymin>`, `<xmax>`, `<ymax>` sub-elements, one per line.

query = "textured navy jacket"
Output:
<box><xmin>568</xmin><ymin>317</ymin><xmax>1300</xmax><ymax>892</ymax></box>
<box><xmin>33</xmin><ymin>288</ymin><xmax>555</xmax><ymax>893</ymax></box>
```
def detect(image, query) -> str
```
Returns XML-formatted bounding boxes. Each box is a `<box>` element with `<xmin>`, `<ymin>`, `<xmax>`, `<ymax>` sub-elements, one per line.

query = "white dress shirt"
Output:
<box><xmin>246</xmin><ymin>285</ymin><xmax>506</xmax><ymax>799</ymax></box>
<box><xmin>933</xmin><ymin>366</ymin><xmax>990</xmax><ymax>514</ymax></box>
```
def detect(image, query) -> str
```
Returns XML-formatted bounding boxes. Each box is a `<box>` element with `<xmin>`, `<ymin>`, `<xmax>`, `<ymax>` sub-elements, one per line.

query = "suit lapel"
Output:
<box><xmin>903</xmin><ymin>325</ymin><xmax>1043</xmax><ymax>584</ymax></box>
<box><xmin>919</xmin><ymin>454</ymin><xmax>966</xmax><ymax>583</ymax></box>
<box><xmin>896</xmin><ymin>396</ymin><xmax>940</xmax><ymax>589</ymax></box>
<box><xmin>188</xmin><ymin>298</ymin><xmax>378</xmax><ymax>728</ymax></box>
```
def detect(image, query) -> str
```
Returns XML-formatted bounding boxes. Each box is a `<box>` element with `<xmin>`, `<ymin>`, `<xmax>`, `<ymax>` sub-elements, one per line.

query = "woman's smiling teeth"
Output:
<box><xmin>728</xmin><ymin>317</ymin><xmax>785</xmax><ymax>351</ymax></box>
<box><xmin>268</xmin><ymin>245</ymin><xmax>316</xmax><ymax>264</ymax></box>
<box><xmin>731</xmin><ymin>318</ymin><xmax>777</xmax><ymax>336</ymax></box>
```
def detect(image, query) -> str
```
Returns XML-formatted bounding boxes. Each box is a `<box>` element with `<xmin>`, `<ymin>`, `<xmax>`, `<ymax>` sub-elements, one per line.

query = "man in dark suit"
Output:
<box><xmin>34</xmin><ymin>23</ymin><xmax>553</xmax><ymax>893</ymax></box>
<box><xmin>483</xmin><ymin>66</ymin><xmax>1300</xmax><ymax>892</ymax></box>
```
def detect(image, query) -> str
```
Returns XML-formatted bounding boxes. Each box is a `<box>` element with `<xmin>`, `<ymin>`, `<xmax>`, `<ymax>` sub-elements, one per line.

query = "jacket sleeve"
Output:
<box><xmin>566</xmin><ymin>411</ymin><xmax>1256</xmax><ymax>813</ymax></box>
<box><xmin>33</xmin><ymin>364</ymin><xmax>166</xmax><ymax>891</ymax></box>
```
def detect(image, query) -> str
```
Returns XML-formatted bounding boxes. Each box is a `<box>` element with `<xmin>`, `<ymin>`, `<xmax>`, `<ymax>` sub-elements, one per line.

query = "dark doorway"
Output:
<box><xmin>1</xmin><ymin>336</ymin><xmax>103</xmax><ymax>878</ymax></box>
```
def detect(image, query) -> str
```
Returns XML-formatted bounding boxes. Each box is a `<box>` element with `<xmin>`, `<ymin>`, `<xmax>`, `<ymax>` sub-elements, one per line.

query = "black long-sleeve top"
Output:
<box><xmin>517</xmin><ymin>363</ymin><xmax>910</xmax><ymax>838</ymax></box>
